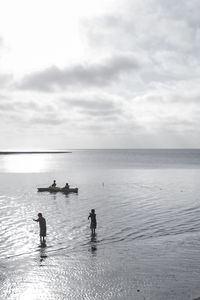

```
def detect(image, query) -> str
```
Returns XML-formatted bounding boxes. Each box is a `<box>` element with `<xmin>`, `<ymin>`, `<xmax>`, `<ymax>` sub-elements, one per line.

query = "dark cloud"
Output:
<box><xmin>61</xmin><ymin>95</ymin><xmax>116</xmax><ymax>110</ymax></box>
<box><xmin>80</xmin><ymin>108</ymin><xmax>121</xmax><ymax>117</ymax></box>
<box><xmin>60</xmin><ymin>94</ymin><xmax>124</xmax><ymax>120</ymax></box>
<box><xmin>18</xmin><ymin>54</ymin><xmax>140</xmax><ymax>92</ymax></box>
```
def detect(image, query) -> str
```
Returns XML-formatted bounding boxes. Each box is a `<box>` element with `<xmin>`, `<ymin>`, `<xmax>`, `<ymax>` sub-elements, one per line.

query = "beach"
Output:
<box><xmin>0</xmin><ymin>149</ymin><xmax>200</xmax><ymax>299</ymax></box>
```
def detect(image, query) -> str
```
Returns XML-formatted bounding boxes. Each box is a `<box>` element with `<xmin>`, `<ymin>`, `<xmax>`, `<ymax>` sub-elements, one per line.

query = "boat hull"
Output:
<box><xmin>37</xmin><ymin>187</ymin><xmax>78</xmax><ymax>194</ymax></box>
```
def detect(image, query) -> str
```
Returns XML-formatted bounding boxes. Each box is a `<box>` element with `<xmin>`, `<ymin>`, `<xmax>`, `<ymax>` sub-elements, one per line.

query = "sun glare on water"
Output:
<box><xmin>2</xmin><ymin>154</ymin><xmax>51</xmax><ymax>173</ymax></box>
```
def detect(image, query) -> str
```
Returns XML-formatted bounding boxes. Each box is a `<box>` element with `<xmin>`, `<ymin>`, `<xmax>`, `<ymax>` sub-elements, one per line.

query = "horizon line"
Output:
<box><xmin>0</xmin><ymin>151</ymin><xmax>72</xmax><ymax>155</ymax></box>
<box><xmin>0</xmin><ymin>148</ymin><xmax>200</xmax><ymax>153</ymax></box>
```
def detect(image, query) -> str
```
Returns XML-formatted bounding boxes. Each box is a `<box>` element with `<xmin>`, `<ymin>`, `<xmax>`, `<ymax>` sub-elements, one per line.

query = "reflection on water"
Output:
<box><xmin>90</xmin><ymin>233</ymin><xmax>97</xmax><ymax>254</ymax></box>
<box><xmin>39</xmin><ymin>243</ymin><xmax>48</xmax><ymax>264</ymax></box>
<box><xmin>1</xmin><ymin>154</ymin><xmax>51</xmax><ymax>173</ymax></box>
<box><xmin>2</xmin><ymin>151</ymin><xmax>200</xmax><ymax>299</ymax></box>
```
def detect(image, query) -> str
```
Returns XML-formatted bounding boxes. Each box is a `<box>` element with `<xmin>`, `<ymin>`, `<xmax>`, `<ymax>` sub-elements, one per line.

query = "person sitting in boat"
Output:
<box><xmin>88</xmin><ymin>209</ymin><xmax>97</xmax><ymax>235</ymax></box>
<box><xmin>51</xmin><ymin>180</ymin><xmax>56</xmax><ymax>187</ymax></box>
<box><xmin>64</xmin><ymin>182</ymin><xmax>69</xmax><ymax>189</ymax></box>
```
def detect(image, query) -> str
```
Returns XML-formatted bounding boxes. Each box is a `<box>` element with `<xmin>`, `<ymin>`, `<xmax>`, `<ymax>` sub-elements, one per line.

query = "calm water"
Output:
<box><xmin>1</xmin><ymin>149</ymin><xmax>200</xmax><ymax>300</ymax></box>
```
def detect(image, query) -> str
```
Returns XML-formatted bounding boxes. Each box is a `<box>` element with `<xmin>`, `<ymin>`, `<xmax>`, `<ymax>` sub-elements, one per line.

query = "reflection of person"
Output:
<box><xmin>88</xmin><ymin>209</ymin><xmax>97</xmax><ymax>235</ymax></box>
<box><xmin>52</xmin><ymin>180</ymin><xmax>56</xmax><ymax>187</ymax></box>
<box><xmin>33</xmin><ymin>213</ymin><xmax>47</xmax><ymax>243</ymax></box>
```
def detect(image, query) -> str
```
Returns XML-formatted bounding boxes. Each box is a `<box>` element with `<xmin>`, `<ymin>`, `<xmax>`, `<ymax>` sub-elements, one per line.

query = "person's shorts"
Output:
<box><xmin>90</xmin><ymin>222</ymin><xmax>97</xmax><ymax>229</ymax></box>
<box><xmin>40</xmin><ymin>229</ymin><xmax>46</xmax><ymax>237</ymax></box>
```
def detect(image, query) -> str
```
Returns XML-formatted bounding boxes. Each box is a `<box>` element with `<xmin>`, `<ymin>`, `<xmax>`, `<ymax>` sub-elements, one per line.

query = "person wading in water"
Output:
<box><xmin>33</xmin><ymin>213</ymin><xmax>47</xmax><ymax>243</ymax></box>
<box><xmin>88</xmin><ymin>209</ymin><xmax>97</xmax><ymax>235</ymax></box>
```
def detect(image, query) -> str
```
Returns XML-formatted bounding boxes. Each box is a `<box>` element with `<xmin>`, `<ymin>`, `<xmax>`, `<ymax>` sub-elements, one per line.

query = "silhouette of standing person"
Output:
<box><xmin>64</xmin><ymin>182</ymin><xmax>69</xmax><ymax>189</ymax></box>
<box><xmin>88</xmin><ymin>209</ymin><xmax>97</xmax><ymax>235</ymax></box>
<box><xmin>51</xmin><ymin>180</ymin><xmax>56</xmax><ymax>187</ymax></box>
<box><xmin>33</xmin><ymin>213</ymin><xmax>47</xmax><ymax>243</ymax></box>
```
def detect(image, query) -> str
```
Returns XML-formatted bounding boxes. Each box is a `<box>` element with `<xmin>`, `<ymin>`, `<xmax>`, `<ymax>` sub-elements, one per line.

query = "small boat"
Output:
<box><xmin>37</xmin><ymin>186</ymin><xmax>78</xmax><ymax>194</ymax></box>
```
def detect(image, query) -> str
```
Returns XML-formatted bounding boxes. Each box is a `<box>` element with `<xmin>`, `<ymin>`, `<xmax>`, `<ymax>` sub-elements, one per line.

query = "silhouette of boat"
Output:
<box><xmin>37</xmin><ymin>187</ymin><xmax>78</xmax><ymax>194</ymax></box>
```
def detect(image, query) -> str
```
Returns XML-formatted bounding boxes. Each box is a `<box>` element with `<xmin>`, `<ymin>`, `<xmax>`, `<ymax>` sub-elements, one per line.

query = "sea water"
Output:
<box><xmin>0</xmin><ymin>149</ymin><xmax>200</xmax><ymax>300</ymax></box>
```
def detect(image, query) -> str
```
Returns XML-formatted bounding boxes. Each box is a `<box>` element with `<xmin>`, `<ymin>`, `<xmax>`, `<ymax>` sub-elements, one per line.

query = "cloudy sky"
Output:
<box><xmin>0</xmin><ymin>0</ymin><xmax>200</xmax><ymax>149</ymax></box>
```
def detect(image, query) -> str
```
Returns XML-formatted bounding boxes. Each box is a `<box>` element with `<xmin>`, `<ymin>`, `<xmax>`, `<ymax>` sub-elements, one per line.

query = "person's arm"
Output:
<box><xmin>88</xmin><ymin>214</ymin><xmax>91</xmax><ymax>220</ymax></box>
<box><xmin>33</xmin><ymin>218</ymin><xmax>39</xmax><ymax>222</ymax></box>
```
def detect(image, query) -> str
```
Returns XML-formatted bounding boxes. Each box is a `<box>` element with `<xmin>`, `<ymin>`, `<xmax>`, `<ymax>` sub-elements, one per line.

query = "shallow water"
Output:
<box><xmin>1</xmin><ymin>150</ymin><xmax>200</xmax><ymax>299</ymax></box>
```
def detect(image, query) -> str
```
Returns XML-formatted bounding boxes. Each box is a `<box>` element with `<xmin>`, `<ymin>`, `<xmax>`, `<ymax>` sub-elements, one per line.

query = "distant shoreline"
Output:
<box><xmin>0</xmin><ymin>151</ymin><xmax>72</xmax><ymax>155</ymax></box>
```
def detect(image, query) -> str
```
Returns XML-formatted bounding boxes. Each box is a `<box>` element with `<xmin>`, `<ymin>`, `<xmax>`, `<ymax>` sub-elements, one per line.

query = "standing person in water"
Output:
<box><xmin>33</xmin><ymin>213</ymin><xmax>47</xmax><ymax>243</ymax></box>
<box><xmin>51</xmin><ymin>180</ymin><xmax>56</xmax><ymax>187</ymax></box>
<box><xmin>88</xmin><ymin>209</ymin><xmax>97</xmax><ymax>235</ymax></box>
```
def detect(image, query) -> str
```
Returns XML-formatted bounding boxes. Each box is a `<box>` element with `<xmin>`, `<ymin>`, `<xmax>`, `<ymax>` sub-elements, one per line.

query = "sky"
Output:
<box><xmin>0</xmin><ymin>0</ymin><xmax>200</xmax><ymax>149</ymax></box>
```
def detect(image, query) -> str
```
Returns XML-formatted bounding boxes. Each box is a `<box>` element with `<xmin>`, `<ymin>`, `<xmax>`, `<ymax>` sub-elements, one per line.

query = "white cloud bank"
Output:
<box><xmin>0</xmin><ymin>0</ymin><xmax>200</xmax><ymax>149</ymax></box>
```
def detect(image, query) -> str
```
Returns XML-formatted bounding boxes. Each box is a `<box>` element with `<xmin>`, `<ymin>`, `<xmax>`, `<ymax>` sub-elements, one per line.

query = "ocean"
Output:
<box><xmin>0</xmin><ymin>149</ymin><xmax>200</xmax><ymax>300</ymax></box>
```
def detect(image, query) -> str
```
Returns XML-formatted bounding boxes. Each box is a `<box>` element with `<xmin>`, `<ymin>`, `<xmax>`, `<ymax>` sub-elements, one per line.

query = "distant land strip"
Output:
<box><xmin>0</xmin><ymin>151</ymin><xmax>72</xmax><ymax>155</ymax></box>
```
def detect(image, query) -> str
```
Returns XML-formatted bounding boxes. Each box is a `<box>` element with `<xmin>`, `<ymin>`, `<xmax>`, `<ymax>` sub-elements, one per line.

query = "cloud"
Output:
<box><xmin>84</xmin><ymin>0</ymin><xmax>198</xmax><ymax>50</ymax></box>
<box><xmin>0</xmin><ymin>101</ymin><xmax>15</xmax><ymax>112</ymax></box>
<box><xmin>29</xmin><ymin>114</ymin><xmax>66</xmax><ymax>125</ymax></box>
<box><xmin>0</xmin><ymin>38</ymin><xmax>14</xmax><ymax>88</ymax></box>
<box><xmin>0</xmin><ymin>36</ymin><xmax>3</xmax><ymax>47</ymax></box>
<box><xmin>82</xmin><ymin>0</ymin><xmax>200</xmax><ymax>86</ymax></box>
<box><xmin>0</xmin><ymin>108</ymin><xmax>65</xmax><ymax>130</ymax></box>
<box><xmin>132</xmin><ymin>78</ymin><xmax>200</xmax><ymax>104</ymax></box>
<box><xmin>0</xmin><ymin>97</ymin><xmax>61</xmax><ymax>130</ymax></box>
<box><xmin>60</xmin><ymin>94</ymin><xmax>124</xmax><ymax>120</ymax></box>
<box><xmin>2</xmin><ymin>0</ymin><xmax>200</xmax><ymax>148</ymax></box>
<box><xmin>0</xmin><ymin>99</ymin><xmax>41</xmax><ymax>112</ymax></box>
<box><xmin>18</xmin><ymin>54</ymin><xmax>140</xmax><ymax>92</ymax></box>
<box><xmin>61</xmin><ymin>96</ymin><xmax>116</xmax><ymax>110</ymax></box>
<box><xmin>0</xmin><ymin>74</ymin><xmax>13</xmax><ymax>88</ymax></box>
